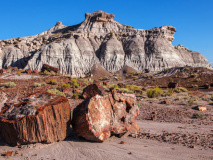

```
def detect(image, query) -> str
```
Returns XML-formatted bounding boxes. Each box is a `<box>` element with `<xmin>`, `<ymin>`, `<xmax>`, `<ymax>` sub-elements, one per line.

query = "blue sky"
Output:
<box><xmin>0</xmin><ymin>0</ymin><xmax>212</xmax><ymax>64</ymax></box>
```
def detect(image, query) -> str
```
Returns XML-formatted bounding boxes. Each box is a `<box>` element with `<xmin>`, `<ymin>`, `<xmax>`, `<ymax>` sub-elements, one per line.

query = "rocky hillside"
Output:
<box><xmin>0</xmin><ymin>11</ymin><xmax>211</xmax><ymax>77</ymax></box>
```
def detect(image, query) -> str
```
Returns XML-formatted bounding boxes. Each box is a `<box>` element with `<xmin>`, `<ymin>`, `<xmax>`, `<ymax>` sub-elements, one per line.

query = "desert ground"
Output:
<box><xmin>0</xmin><ymin>66</ymin><xmax>212</xmax><ymax>160</ymax></box>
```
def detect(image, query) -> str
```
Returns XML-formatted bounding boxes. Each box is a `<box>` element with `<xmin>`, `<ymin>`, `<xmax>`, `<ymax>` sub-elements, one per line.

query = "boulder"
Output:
<box><xmin>0</xmin><ymin>92</ymin><xmax>71</xmax><ymax>145</ymax></box>
<box><xmin>0</xmin><ymin>69</ymin><xmax>6</xmax><ymax>74</ymax></box>
<box><xmin>25</xmin><ymin>68</ymin><xmax>32</xmax><ymax>74</ymax></box>
<box><xmin>145</xmin><ymin>69</ymin><xmax>150</xmax><ymax>73</ymax></box>
<box><xmin>7</xmin><ymin>66</ymin><xmax>18</xmax><ymax>72</ymax></box>
<box><xmin>203</xmin><ymin>83</ymin><xmax>210</xmax><ymax>89</ymax></box>
<box><xmin>168</xmin><ymin>82</ymin><xmax>179</xmax><ymax>88</ymax></box>
<box><xmin>33</xmin><ymin>69</ymin><xmax>39</xmax><ymax>73</ymax></box>
<box><xmin>41</xmin><ymin>64</ymin><xmax>59</xmax><ymax>73</ymax></box>
<box><xmin>82</xmin><ymin>84</ymin><xmax>106</xmax><ymax>99</ymax></box>
<box><xmin>72</xmin><ymin>91</ymin><xmax>139</xmax><ymax>142</ymax></box>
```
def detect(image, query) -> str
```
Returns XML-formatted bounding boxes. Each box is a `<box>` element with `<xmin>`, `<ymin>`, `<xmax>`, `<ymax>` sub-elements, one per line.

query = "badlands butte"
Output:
<box><xmin>0</xmin><ymin>11</ymin><xmax>213</xmax><ymax>160</ymax></box>
<box><xmin>0</xmin><ymin>10</ymin><xmax>211</xmax><ymax>76</ymax></box>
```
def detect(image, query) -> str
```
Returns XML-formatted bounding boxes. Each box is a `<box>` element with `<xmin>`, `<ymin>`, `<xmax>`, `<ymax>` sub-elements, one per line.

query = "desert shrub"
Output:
<box><xmin>164</xmin><ymin>88</ymin><xmax>174</xmax><ymax>96</ymax></box>
<box><xmin>49</xmin><ymin>79</ymin><xmax>57</xmax><ymax>85</ymax></box>
<box><xmin>47</xmin><ymin>88</ymin><xmax>65</xmax><ymax>97</ymax></box>
<box><xmin>56</xmin><ymin>73</ymin><xmax>61</xmax><ymax>76</ymax></box>
<box><xmin>62</xmin><ymin>83</ymin><xmax>71</xmax><ymax>88</ymax></box>
<box><xmin>210</xmin><ymin>95</ymin><xmax>213</xmax><ymax>101</ymax></box>
<box><xmin>41</xmin><ymin>82</ymin><xmax>46</xmax><ymax>86</ymax></box>
<box><xmin>72</xmin><ymin>91</ymin><xmax>79</xmax><ymax>99</ymax></box>
<box><xmin>192</xmin><ymin>113</ymin><xmax>203</xmax><ymax>119</ymax></box>
<box><xmin>165</xmin><ymin>68</ymin><xmax>170</xmax><ymax>73</ymax></box>
<box><xmin>108</xmin><ymin>84</ymin><xmax>119</xmax><ymax>89</ymax></box>
<box><xmin>34</xmin><ymin>83</ymin><xmax>42</xmax><ymax>87</ymax></box>
<box><xmin>192</xmin><ymin>84</ymin><xmax>198</xmax><ymax>88</ymax></box>
<box><xmin>16</xmin><ymin>71</ymin><xmax>21</xmax><ymax>76</ymax></box>
<box><xmin>150</xmin><ymin>75</ymin><xmax>155</xmax><ymax>79</ymax></box>
<box><xmin>1</xmin><ymin>82</ymin><xmax>16</xmax><ymax>88</ymax></box>
<box><xmin>50</xmin><ymin>71</ymin><xmax>56</xmax><ymax>76</ymax></box>
<box><xmin>44</xmin><ymin>70</ymin><xmax>51</xmax><ymax>75</ymax></box>
<box><xmin>146</xmin><ymin>87</ymin><xmax>163</xmax><ymax>98</ymax></box>
<box><xmin>7</xmin><ymin>69</ymin><xmax>11</xmax><ymax>73</ymax></box>
<box><xmin>34</xmin><ymin>82</ymin><xmax>46</xmax><ymax>87</ymax></box>
<box><xmin>174</xmin><ymin>87</ymin><xmax>188</xmax><ymax>93</ymax></box>
<box><xmin>187</xmin><ymin>98</ymin><xmax>195</xmax><ymax>106</ymax></box>
<box><xmin>117</xmin><ymin>88</ymin><xmax>133</xmax><ymax>93</ymax></box>
<box><xmin>190</xmin><ymin>73</ymin><xmax>199</xmax><ymax>78</ymax></box>
<box><xmin>195</xmin><ymin>78</ymin><xmax>201</xmax><ymax>82</ymax></box>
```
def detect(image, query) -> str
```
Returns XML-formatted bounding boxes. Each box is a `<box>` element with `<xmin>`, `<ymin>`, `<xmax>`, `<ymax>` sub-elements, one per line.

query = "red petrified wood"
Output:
<box><xmin>82</xmin><ymin>84</ymin><xmax>106</xmax><ymax>99</ymax></box>
<box><xmin>0</xmin><ymin>92</ymin><xmax>71</xmax><ymax>145</ymax></box>
<box><xmin>72</xmin><ymin>90</ymin><xmax>139</xmax><ymax>142</ymax></box>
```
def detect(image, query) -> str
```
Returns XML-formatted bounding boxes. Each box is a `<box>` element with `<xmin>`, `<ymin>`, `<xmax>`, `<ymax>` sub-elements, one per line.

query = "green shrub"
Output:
<box><xmin>1</xmin><ymin>82</ymin><xmax>16</xmax><ymax>88</ymax></box>
<box><xmin>50</xmin><ymin>79</ymin><xmax>57</xmax><ymax>85</ymax></box>
<box><xmin>164</xmin><ymin>88</ymin><xmax>174</xmax><ymax>96</ymax></box>
<box><xmin>72</xmin><ymin>91</ymin><xmax>79</xmax><ymax>99</ymax></box>
<box><xmin>47</xmin><ymin>88</ymin><xmax>65</xmax><ymax>97</ymax></box>
<box><xmin>108</xmin><ymin>84</ymin><xmax>119</xmax><ymax>89</ymax></box>
<box><xmin>41</xmin><ymin>82</ymin><xmax>46</xmax><ymax>86</ymax></box>
<box><xmin>44</xmin><ymin>70</ymin><xmax>51</xmax><ymax>75</ymax></box>
<box><xmin>146</xmin><ymin>87</ymin><xmax>163</xmax><ymax>98</ymax></box>
<box><xmin>190</xmin><ymin>73</ymin><xmax>199</xmax><ymax>78</ymax></box>
<box><xmin>34</xmin><ymin>82</ymin><xmax>46</xmax><ymax>87</ymax></box>
<box><xmin>62</xmin><ymin>83</ymin><xmax>71</xmax><ymax>88</ymax></box>
<box><xmin>50</xmin><ymin>71</ymin><xmax>56</xmax><ymax>76</ymax></box>
<box><xmin>193</xmin><ymin>113</ymin><xmax>203</xmax><ymax>119</ymax></box>
<box><xmin>187</xmin><ymin>98</ymin><xmax>195</xmax><ymax>106</ymax></box>
<box><xmin>192</xmin><ymin>84</ymin><xmax>198</xmax><ymax>88</ymax></box>
<box><xmin>210</xmin><ymin>95</ymin><xmax>213</xmax><ymax>101</ymax></box>
<box><xmin>174</xmin><ymin>87</ymin><xmax>188</xmax><ymax>93</ymax></box>
<box><xmin>34</xmin><ymin>83</ymin><xmax>42</xmax><ymax>87</ymax></box>
<box><xmin>56</xmin><ymin>73</ymin><xmax>61</xmax><ymax>76</ymax></box>
<box><xmin>16</xmin><ymin>71</ymin><xmax>21</xmax><ymax>76</ymax></box>
<box><xmin>195</xmin><ymin>78</ymin><xmax>201</xmax><ymax>82</ymax></box>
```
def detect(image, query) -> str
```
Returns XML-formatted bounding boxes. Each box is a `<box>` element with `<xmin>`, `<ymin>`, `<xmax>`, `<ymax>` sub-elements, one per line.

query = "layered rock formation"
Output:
<box><xmin>0</xmin><ymin>11</ymin><xmax>211</xmax><ymax>77</ymax></box>
<box><xmin>72</xmin><ymin>90</ymin><xmax>139</xmax><ymax>142</ymax></box>
<box><xmin>0</xmin><ymin>92</ymin><xmax>71</xmax><ymax>145</ymax></box>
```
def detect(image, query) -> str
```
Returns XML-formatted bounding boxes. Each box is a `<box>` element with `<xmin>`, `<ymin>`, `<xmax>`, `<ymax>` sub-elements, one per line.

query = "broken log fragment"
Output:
<box><xmin>0</xmin><ymin>92</ymin><xmax>71</xmax><ymax>145</ymax></box>
<box><xmin>72</xmin><ymin>91</ymin><xmax>139</xmax><ymax>142</ymax></box>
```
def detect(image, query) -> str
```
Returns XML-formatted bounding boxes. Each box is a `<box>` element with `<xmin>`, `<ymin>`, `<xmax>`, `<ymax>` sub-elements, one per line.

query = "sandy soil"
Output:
<box><xmin>0</xmin><ymin>120</ymin><xmax>212</xmax><ymax>160</ymax></box>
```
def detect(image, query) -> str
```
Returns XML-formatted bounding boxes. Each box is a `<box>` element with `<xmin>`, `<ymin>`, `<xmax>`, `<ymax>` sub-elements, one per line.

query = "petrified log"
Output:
<box><xmin>82</xmin><ymin>84</ymin><xmax>106</xmax><ymax>99</ymax></box>
<box><xmin>0</xmin><ymin>92</ymin><xmax>71</xmax><ymax>145</ymax></box>
<box><xmin>72</xmin><ymin>91</ymin><xmax>139</xmax><ymax>142</ymax></box>
<box><xmin>41</xmin><ymin>64</ymin><xmax>59</xmax><ymax>73</ymax></box>
<box><xmin>203</xmin><ymin>83</ymin><xmax>210</xmax><ymax>89</ymax></box>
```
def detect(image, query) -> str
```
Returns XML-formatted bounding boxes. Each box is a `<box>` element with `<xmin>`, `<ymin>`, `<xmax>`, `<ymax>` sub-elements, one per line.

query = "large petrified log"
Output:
<box><xmin>0</xmin><ymin>92</ymin><xmax>71</xmax><ymax>145</ymax></box>
<box><xmin>72</xmin><ymin>90</ymin><xmax>139</xmax><ymax>142</ymax></box>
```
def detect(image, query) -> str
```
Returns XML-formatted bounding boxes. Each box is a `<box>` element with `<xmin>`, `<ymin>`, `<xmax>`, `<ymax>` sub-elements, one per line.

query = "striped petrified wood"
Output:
<box><xmin>0</xmin><ymin>92</ymin><xmax>71</xmax><ymax>145</ymax></box>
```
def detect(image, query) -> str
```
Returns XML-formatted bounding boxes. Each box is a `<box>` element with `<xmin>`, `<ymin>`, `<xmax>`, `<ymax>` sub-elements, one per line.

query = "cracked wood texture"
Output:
<box><xmin>72</xmin><ymin>91</ymin><xmax>139</xmax><ymax>142</ymax></box>
<box><xmin>0</xmin><ymin>92</ymin><xmax>71</xmax><ymax>145</ymax></box>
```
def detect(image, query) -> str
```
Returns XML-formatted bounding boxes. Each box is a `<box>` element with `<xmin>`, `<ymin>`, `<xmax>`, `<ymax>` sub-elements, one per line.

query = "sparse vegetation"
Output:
<box><xmin>193</xmin><ymin>113</ymin><xmax>203</xmax><ymax>119</ymax></box>
<box><xmin>72</xmin><ymin>91</ymin><xmax>79</xmax><ymax>99</ymax></box>
<box><xmin>71</xmin><ymin>78</ymin><xmax>80</xmax><ymax>88</ymax></box>
<box><xmin>49</xmin><ymin>79</ymin><xmax>57</xmax><ymax>85</ymax></box>
<box><xmin>146</xmin><ymin>86</ymin><xmax>163</xmax><ymax>98</ymax></box>
<box><xmin>62</xmin><ymin>83</ymin><xmax>71</xmax><ymax>88</ymax></box>
<box><xmin>210</xmin><ymin>95</ymin><xmax>213</xmax><ymax>101</ymax></box>
<box><xmin>174</xmin><ymin>87</ymin><xmax>188</xmax><ymax>93</ymax></box>
<box><xmin>16</xmin><ymin>71</ymin><xmax>21</xmax><ymax>76</ymax></box>
<box><xmin>47</xmin><ymin>88</ymin><xmax>65</xmax><ymax>97</ymax></box>
<box><xmin>192</xmin><ymin>84</ymin><xmax>198</xmax><ymax>88</ymax></box>
<box><xmin>44</xmin><ymin>70</ymin><xmax>51</xmax><ymax>75</ymax></box>
<box><xmin>33</xmin><ymin>82</ymin><xmax>46</xmax><ymax>87</ymax></box>
<box><xmin>1</xmin><ymin>82</ymin><xmax>16</xmax><ymax>88</ymax></box>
